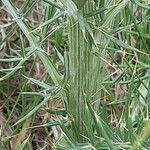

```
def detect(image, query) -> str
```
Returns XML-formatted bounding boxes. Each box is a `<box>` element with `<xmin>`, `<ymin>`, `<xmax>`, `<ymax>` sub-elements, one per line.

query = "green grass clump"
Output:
<box><xmin>0</xmin><ymin>0</ymin><xmax>150</xmax><ymax>149</ymax></box>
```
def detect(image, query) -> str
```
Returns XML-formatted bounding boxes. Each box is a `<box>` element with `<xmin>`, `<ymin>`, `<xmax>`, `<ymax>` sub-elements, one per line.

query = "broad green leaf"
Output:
<box><xmin>54</xmin><ymin>28</ymin><xmax>64</xmax><ymax>50</ymax></box>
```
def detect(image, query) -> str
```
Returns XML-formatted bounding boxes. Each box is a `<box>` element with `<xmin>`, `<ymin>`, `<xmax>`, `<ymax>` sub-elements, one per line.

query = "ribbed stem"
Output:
<box><xmin>68</xmin><ymin>1</ymin><xmax>95</xmax><ymax>142</ymax></box>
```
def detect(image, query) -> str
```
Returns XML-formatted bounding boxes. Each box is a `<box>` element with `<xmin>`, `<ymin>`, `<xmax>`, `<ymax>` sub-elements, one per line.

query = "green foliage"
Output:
<box><xmin>0</xmin><ymin>0</ymin><xmax>150</xmax><ymax>149</ymax></box>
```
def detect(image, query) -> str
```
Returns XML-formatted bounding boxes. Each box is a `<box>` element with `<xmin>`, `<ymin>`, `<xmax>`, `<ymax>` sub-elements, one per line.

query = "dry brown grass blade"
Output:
<box><xmin>13</xmin><ymin>119</ymin><xmax>30</xmax><ymax>150</ymax></box>
<box><xmin>0</xmin><ymin>101</ymin><xmax>14</xmax><ymax>149</ymax></box>
<box><xmin>0</xmin><ymin>101</ymin><xmax>12</xmax><ymax>136</ymax></box>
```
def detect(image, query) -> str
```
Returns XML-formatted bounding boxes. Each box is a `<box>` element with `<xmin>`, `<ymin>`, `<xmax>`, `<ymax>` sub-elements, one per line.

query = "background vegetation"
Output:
<box><xmin>0</xmin><ymin>0</ymin><xmax>150</xmax><ymax>149</ymax></box>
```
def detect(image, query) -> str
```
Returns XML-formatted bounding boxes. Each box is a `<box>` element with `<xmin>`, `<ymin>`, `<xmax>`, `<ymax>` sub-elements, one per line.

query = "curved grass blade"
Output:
<box><xmin>29</xmin><ymin>119</ymin><xmax>67</xmax><ymax>128</ymax></box>
<box><xmin>19</xmin><ymin>136</ymin><xmax>30</xmax><ymax>150</ymax></box>
<box><xmin>43</xmin><ymin>0</ymin><xmax>64</xmax><ymax>10</ymax></box>
<box><xmin>0</xmin><ymin>58</ymin><xmax>27</xmax><ymax>81</ymax></box>
<box><xmin>0</xmin><ymin>24</ymin><xmax>18</xmax><ymax>47</ymax></box>
<box><xmin>2</xmin><ymin>0</ymin><xmax>62</xmax><ymax>85</ymax></box>
<box><xmin>31</xmin><ymin>11</ymin><xmax>64</xmax><ymax>32</ymax></box>
<box><xmin>87</xmin><ymin>102</ymin><xmax>118</xmax><ymax>150</ymax></box>
<box><xmin>0</xmin><ymin>66</ymin><xmax>23</xmax><ymax>73</ymax></box>
<box><xmin>132</xmin><ymin>0</ymin><xmax>150</xmax><ymax>9</ymax></box>
<box><xmin>97</xmin><ymin>28</ymin><xmax>148</xmax><ymax>55</ymax></box>
<box><xmin>62</xmin><ymin>51</ymin><xmax>69</xmax><ymax>87</ymax></box>
<box><xmin>20</xmin><ymin>92</ymin><xmax>45</xmax><ymax>97</ymax></box>
<box><xmin>23</xmin><ymin>75</ymin><xmax>52</xmax><ymax>89</ymax></box>
<box><xmin>59</xmin><ymin>0</ymin><xmax>78</xmax><ymax>18</ymax></box>
<box><xmin>85</xmin><ymin>7</ymin><xmax>107</xmax><ymax>18</ymax></box>
<box><xmin>0</xmin><ymin>58</ymin><xmax>22</xmax><ymax>62</ymax></box>
<box><xmin>13</xmin><ymin>87</ymin><xmax>61</xmax><ymax>126</ymax></box>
